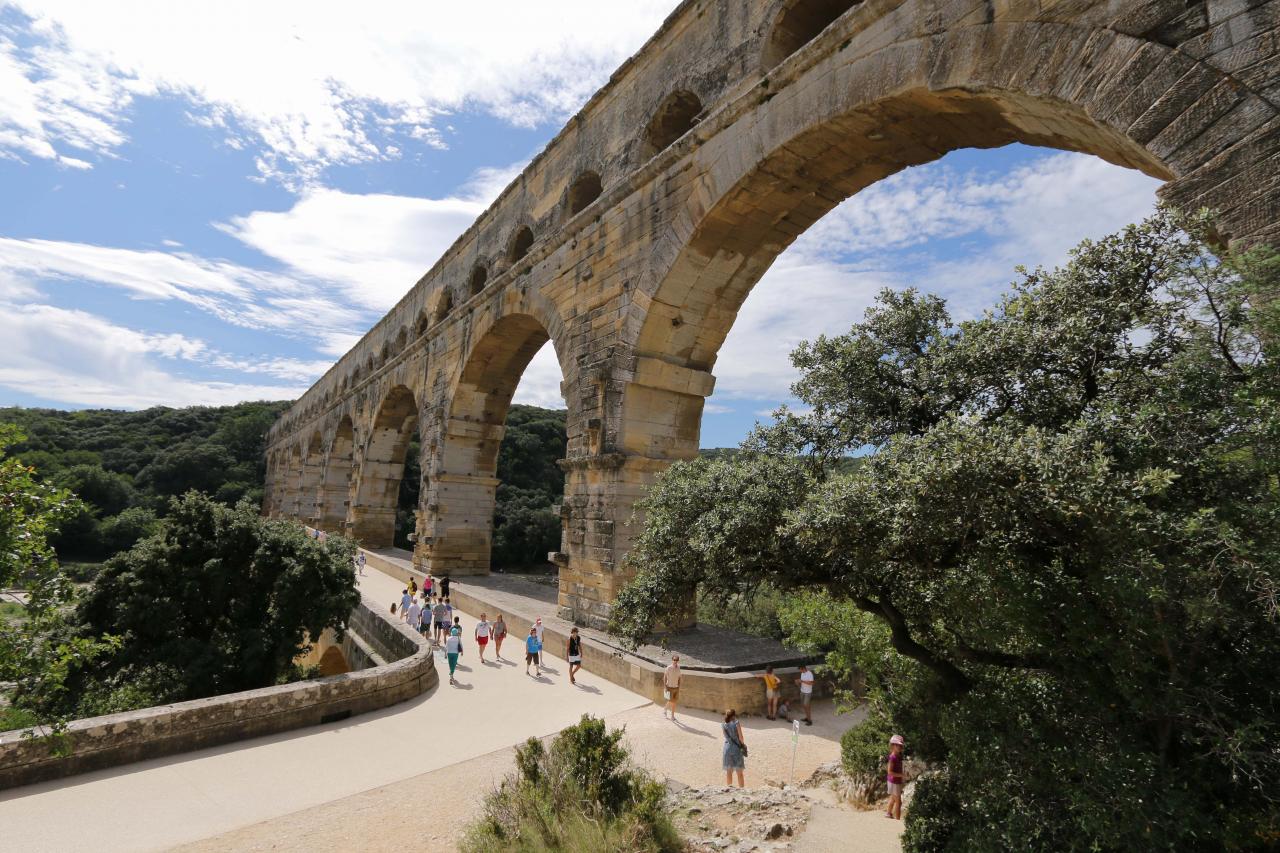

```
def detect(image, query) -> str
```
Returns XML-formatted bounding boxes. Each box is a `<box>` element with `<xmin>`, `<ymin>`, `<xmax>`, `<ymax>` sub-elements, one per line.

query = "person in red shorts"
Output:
<box><xmin>474</xmin><ymin>612</ymin><xmax>492</xmax><ymax>662</ymax></box>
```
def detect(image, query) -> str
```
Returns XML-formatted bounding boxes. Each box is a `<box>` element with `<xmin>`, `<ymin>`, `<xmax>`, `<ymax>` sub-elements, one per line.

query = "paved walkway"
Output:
<box><xmin>0</xmin><ymin>566</ymin><xmax>648</xmax><ymax>853</ymax></box>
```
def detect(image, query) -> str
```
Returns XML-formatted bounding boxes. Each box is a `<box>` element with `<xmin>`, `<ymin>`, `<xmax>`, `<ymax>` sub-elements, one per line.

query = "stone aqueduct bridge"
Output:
<box><xmin>265</xmin><ymin>0</ymin><xmax>1280</xmax><ymax>627</ymax></box>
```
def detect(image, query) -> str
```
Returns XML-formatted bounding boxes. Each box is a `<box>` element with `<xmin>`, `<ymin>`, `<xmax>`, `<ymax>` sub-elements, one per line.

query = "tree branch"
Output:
<box><xmin>853</xmin><ymin>593</ymin><xmax>971</xmax><ymax>694</ymax></box>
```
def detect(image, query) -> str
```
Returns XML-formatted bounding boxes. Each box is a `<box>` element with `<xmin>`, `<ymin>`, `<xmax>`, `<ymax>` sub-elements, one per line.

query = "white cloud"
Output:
<box><xmin>0</xmin><ymin>302</ymin><xmax>306</xmax><ymax>407</ymax></box>
<box><xmin>0</xmin><ymin>235</ymin><xmax>369</xmax><ymax>344</ymax></box>
<box><xmin>710</xmin><ymin>151</ymin><xmax>1163</xmax><ymax>402</ymax></box>
<box><xmin>2</xmin><ymin>1</ymin><xmax>676</xmax><ymax>183</ymax></box>
<box><xmin>0</xmin><ymin>160</ymin><xmax>552</xmax><ymax>407</ymax></box>
<box><xmin>511</xmin><ymin>343</ymin><xmax>566</xmax><ymax>409</ymax></box>
<box><xmin>218</xmin><ymin>188</ymin><xmax>487</xmax><ymax>311</ymax></box>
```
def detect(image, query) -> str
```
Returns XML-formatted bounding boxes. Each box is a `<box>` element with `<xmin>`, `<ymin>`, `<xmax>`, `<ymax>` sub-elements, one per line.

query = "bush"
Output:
<box><xmin>98</xmin><ymin>506</ymin><xmax>160</xmax><ymax>555</ymax></box>
<box><xmin>462</xmin><ymin>715</ymin><xmax>682</xmax><ymax>853</ymax></box>
<box><xmin>839</xmin><ymin>706</ymin><xmax>894</xmax><ymax>806</ymax></box>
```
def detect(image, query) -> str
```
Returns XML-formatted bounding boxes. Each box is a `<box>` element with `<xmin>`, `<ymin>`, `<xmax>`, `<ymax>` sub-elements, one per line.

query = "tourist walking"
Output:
<box><xmin>408</xmin><ymin>577</ymin><xmax>417</xmax><ymax>597</ymax></box>
<box><xmin>492</xmin><ymin>613</ymin><xmax>507</xmax><ymax>659</ymax></box>
<box><xmin>423</xmin><ymin>574</ymin><xmax>433</xmax><ymax>599</ymax></box>
<box><xmin>406</xmin><ymin>597</ymin><xmax>422</xmax><ymax>633</ymax></box>
<box><xmin>445</xmin><ymin>626</ymin><xmax>463</xmax><ymax>685</ymax></box>
<box><xmin>356</xmin><ymin>552</ymin><xmax>366</xmax><ymax>576</ymax></box>
<box><xmin>886</xmin><ymin>735</ymin><xmax>905</xmax><ymax>820</ymax></box>
<box><xmin>566</xmin><ymin>627</ymin><xmax>582</xmax><ymax>684</ymax></box>
<box><xmin>755</xmin><ymin>666</ymin><xmax>782</xmax><ymax>720</ymax></box>
<box><xmin>663</xmin><ymin>655</ymin><xmax>682</xmax><ymax>721</ymax></box>
<box><xmin>525</xmin><ymin>627</ymin><xmax>542</xmax><ymax>676</ymax></box>
<box><xmin>399</xmin><ymin>589</ymin><xmax>412</xmax><ymax>621</ymax></box>
<box><xmin>534</xmin><ymin>617</ymin><xmax>545</xmax><ymax>666</ymax></box>
<box><xmin>722</xmin><ymin>709</ymin><xmax>747</xmax><ymax>788</ymax></box>
<box><xmin>439</xmin><ymin>575</ymin><xmax>451</xmax><ymax>600</ymax></box>
<box><xmin>795</xmin><ymin>665</ymin><xmax>815</xmax><ymax>725</ymax></box>
<box><xmin>432</xmin><ymin>597</ymin><xmax>449</xmax><ymax>644</ymax></box>
<box><xmin>475</xmin><ymin>613</ymin><xmax>492</xmax><ymax>662</ymax></box>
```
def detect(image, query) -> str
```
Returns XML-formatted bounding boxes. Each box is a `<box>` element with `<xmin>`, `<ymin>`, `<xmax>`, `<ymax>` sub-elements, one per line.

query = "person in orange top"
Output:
<box><xmin>754</xmin><ymin>666</ymin><xmax>782</xmax><ymax>720</ymax></box>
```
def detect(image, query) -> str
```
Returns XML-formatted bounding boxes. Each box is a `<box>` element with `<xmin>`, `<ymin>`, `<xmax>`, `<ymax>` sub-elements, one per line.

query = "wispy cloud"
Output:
<box><xmin>710</xmin><ymin>152</ymin><xmax>1163</xmax><ymax>402</ymax></box>
<box><xmin>1</xmin><ymin>1</ymin><xmax>676</xmax><ymax>184</ymax></box>
<box><xmin>0</xmin><ymin>302</ymin><xmax>306</xmax><ymax>407</ymax></box>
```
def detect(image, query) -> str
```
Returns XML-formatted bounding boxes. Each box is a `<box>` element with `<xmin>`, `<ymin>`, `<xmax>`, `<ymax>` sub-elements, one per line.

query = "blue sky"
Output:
<box><xmin>0</xmin><ymin>1</ymin><xmax>1164</xmax><ymax>448</ymax></box>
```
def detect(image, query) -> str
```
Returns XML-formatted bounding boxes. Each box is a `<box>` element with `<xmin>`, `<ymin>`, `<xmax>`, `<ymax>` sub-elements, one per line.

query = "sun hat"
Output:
<box><xmin>890</xmin><ymin>734</ymin><xmax>905</xmax><ymax>745</ymax></box>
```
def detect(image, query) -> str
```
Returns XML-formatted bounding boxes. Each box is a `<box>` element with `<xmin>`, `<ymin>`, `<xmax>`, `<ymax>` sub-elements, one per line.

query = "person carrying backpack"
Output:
<box><xmin>445</xmin><ymin>626</ymin><xmax>463</xmax><ymax>685</ymax></box>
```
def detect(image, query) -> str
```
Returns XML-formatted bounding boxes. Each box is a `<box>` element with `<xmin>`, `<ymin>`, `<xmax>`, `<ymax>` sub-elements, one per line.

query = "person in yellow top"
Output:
<box><xmin>755</xmin><ymin>665</ymin><xmax>782</xmax><ymax>720</ymax></box>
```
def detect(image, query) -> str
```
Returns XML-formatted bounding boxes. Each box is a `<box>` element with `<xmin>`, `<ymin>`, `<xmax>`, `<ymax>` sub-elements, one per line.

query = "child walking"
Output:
<box><xmin>886</xmin><ymin>734</ymin><xmax>905</xmax><ymax>820</ymax></box>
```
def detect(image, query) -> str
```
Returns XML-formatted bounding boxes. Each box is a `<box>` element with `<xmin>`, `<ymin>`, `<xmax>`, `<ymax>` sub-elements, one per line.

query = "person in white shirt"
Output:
<box><xmin>795</xmin><ymin>665</ymin><xmax>816</xmax><ymax>726</ymax></box>
<box><xmin>474</xmin><ymin>613</ymin><xmax>492</xmax><ymax>662</ymax></box>
<box><xmin>445</xmin><ymin>627</ymin><xmax>463</xmax><ymax>685</ymax></box>
<box><xmin>406</xmin><ymin>599</ymin><xmax>422</xmax><ymax>633</ymax></box>
<box><xmin>663</xmin><ymin>655</ymin><xmax>682</xmax><ymax>721</ymax></box>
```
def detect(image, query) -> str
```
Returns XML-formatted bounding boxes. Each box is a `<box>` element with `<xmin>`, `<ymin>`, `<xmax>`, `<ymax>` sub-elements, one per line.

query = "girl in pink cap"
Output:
<box><xmin>885</xmin><ymin>734</ymin><xmax>905</xmax><ymax>819</ymax></box>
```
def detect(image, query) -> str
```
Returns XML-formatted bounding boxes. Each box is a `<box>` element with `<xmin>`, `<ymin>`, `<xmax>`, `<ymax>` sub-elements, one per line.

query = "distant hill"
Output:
<box><xmin>0</xmin><ymin>401</ymin><xmax>291</xmax><ymax>562</ymax></box>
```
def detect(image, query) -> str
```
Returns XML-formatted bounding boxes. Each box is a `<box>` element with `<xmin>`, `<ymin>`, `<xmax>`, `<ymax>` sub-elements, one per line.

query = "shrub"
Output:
<box><xmin>839</xmin><ymin>706</ymin><xmax>894</xmax><ymax>806</ymax></box>
<box><xmin>462</xmin><ymin>715</ymin><xmax>682</xmax><ymax>853</ymax></box>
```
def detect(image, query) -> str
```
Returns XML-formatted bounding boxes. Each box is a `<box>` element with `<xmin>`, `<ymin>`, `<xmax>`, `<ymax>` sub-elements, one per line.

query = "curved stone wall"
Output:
<box><xmin>0</xmin><ymin>593</ymin><xmax>436</xmax><ymax>791</ymax></box>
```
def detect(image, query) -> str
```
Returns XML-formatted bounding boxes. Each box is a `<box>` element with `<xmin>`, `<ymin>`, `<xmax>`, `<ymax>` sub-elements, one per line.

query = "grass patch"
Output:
<box><xmin>0</xmin><ymin>705</ymin><xmax>39</xmax><ymax>733</ymax></box>
<box><xmin>0</xmin><ymin>601</ymin><xmax>26</xmax><ymax>625</ymax></box>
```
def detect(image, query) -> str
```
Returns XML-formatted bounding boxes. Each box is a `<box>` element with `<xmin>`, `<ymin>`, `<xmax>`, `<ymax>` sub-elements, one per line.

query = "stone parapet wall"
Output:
<box><xmin>0</xmin><ymin>593</ymin><xmax>436</xmax><ymax>791</ymax></box>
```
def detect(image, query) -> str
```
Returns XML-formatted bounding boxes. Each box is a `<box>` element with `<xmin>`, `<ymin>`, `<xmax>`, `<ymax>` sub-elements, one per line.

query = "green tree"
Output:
<box><xmin>611</xmin><ymin>211</ymin><xmax>1280</xmax><ymax>851</ymax></box>
<box><xmin>51</xmin><ymin>493</ymin><xmax>361</xmax><ymax>711</ymax></box>
<box><xmin>136</xmin><ymin>443</ymin><xmax>236</xmax><ymax>497</ymax></box>
<box><xmin>0</xmin><ymin>426</ymin><xmax>114</xmax><ymax>736</ymax></box>
<box><xmin>1</xmin><ymin>400</ymin><xmax>289</xmax><ymax>563</ymax></box>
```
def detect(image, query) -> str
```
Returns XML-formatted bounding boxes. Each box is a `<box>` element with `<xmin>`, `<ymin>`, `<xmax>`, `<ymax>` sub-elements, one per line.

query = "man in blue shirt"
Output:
<box><xmin>525</xmin><ymin>627</ymin><xmax>542</xmax><ymax>677</ymax></box>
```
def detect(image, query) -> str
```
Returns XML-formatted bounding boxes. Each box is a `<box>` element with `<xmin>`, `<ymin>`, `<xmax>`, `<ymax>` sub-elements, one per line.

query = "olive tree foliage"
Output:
<box><xmin>610</xmin><ymin>211</ymin><xmax>1280</xmax><ymax>851</ymax></box>
<box><xmin>22</xmin><ymin>493</ymin><xmax>362</xmax><ymax>716</ymax></box>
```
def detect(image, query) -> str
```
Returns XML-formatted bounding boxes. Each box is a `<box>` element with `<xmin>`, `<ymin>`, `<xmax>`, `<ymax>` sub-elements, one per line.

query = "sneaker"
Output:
<box><xmin>804</xmin><ymin>719</ymin><xmax>813</xmax><ymax>726</ymax></box>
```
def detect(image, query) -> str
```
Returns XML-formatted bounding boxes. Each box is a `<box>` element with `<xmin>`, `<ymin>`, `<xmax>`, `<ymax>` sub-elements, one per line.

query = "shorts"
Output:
<box><xmin>568</xmin><ymin>655</ymin><xmax>581</xmax><ymax>663</ymax></box>
<box><xmin>435</xmin><ymin>621</ymin><xmax>447</xmax><ymax>631</ymax></box>
<box><xmin>800</xmin><ymin>691</ymin><xmax>813</xmax><ymax>705</ymax></box>
<box><xmin>887</xmin><ymin>781</ymin><xmax>903</xmax><ymax>796</ymax></box>
<box><xmin>477</xmin><ymin>636</ymin><xmax>488</xmax><ymax>646</ymax></box>
<box><xmin>766</xmin><ymin>688</ymin><xmax>778</xmax><ymax>699</ymax></box>
<box><xmin>665</xmin><ymin>686</ymin><xmax>679</xmax><ymax>701</ymax></box>
<box><xmin>526</xmin><ymin>651</ymin><xmax>539</xmax><ymax>665</ymax></box>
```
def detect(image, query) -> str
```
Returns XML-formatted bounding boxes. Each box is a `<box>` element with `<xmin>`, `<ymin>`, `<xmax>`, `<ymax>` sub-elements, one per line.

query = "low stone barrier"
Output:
<box><xmin>0</xmin><ymin>592</ymin><xmax>436</xmax><ymax>791</ymax></box>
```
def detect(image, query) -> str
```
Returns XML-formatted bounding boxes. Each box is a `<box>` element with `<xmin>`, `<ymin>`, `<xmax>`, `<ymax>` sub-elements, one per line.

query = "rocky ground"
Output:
<box><xmin>669</xmin><ymin>762</ymin><xmax>907</xmax><ymax>853</ymax></box>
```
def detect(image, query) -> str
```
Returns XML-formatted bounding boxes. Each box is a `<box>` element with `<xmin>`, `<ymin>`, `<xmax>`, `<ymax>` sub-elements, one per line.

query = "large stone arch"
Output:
<box><xmin>421</xmin><ymin>309</ymin><xmax>568</xmax><ymax>575</ymax></box>
<box><xmin>318</xmin><ymin>415</ymin><xmax>357</xmax><ymax>533</ymax></box>
<box><xmin>349</xmin><ymin>386</ymin><xmax>419</xmax><ymax>547</ymax></box>
<box><xmin>265</xmin><ymin>0</ymin><xmax>1280</xmax><ymax>628</ymax></box>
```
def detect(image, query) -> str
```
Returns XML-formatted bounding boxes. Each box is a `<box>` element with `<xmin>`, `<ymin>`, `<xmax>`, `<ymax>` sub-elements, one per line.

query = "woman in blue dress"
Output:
<box><xmin>722</xmin><ymin>708</ymin><xmax>746</xmax><ymax>787</ymax></box>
